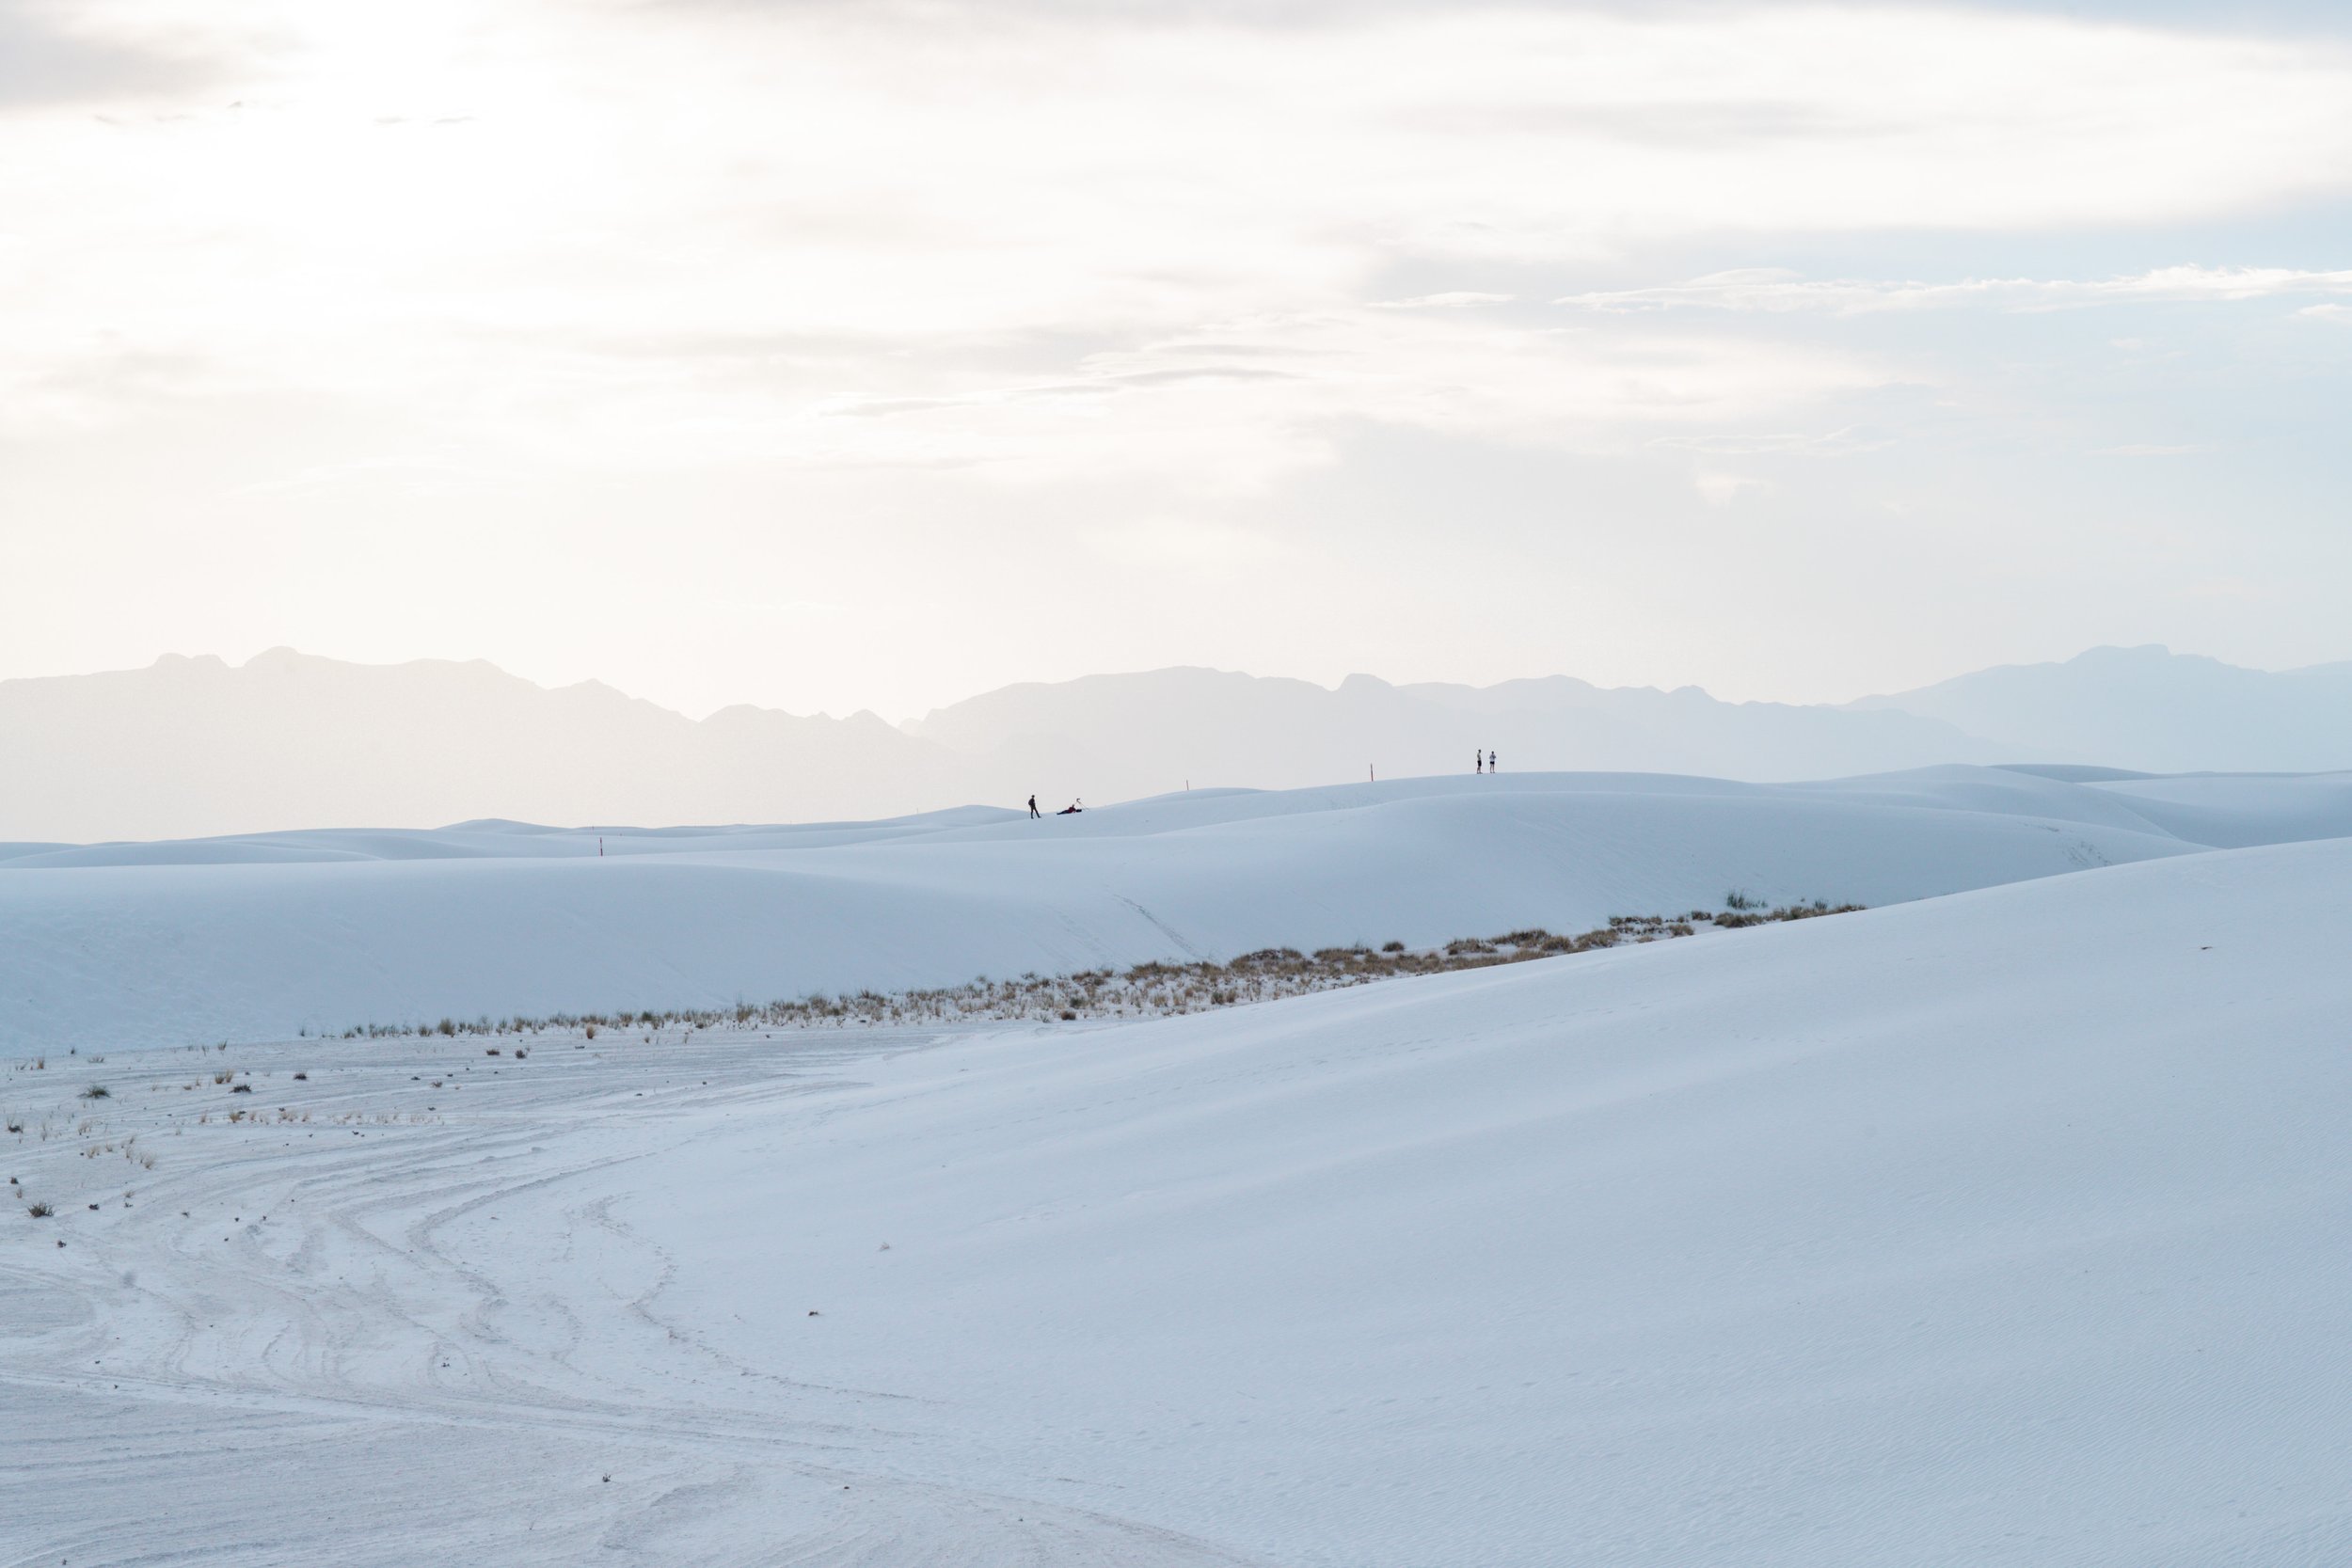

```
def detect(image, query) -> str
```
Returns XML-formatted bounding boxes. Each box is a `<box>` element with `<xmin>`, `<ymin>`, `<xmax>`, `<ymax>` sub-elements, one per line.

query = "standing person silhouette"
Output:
<box><xmin>1488</xmin><ymin>750</ymin><xmax>1498</xmax><ymax>773</ymax></box>
<box><xmin>1474</xmin><ymin>750</ymin><xmax>1483</xmax><ymax>775</ymax></box>
<box><xmin>1027</xmin><ymin>794</ymin><xmax>1040</xmax><ymax>819</ymax></box>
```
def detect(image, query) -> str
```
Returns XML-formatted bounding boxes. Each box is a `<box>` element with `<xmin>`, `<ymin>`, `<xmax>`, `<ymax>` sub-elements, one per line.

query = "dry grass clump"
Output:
<box><xmin>341</xmin><ymin>899</ymin><xmax>1860</xmax><ymax>1040</ymax></box>
<box><xmin>1712</xmin><ymin>898</ymin><xmax>1864</xmax><ymax>929</ymax></box>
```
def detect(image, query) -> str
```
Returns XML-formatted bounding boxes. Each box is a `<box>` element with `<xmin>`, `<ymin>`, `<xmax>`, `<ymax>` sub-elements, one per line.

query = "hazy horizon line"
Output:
<box><xmin>2</xmin><ymin>639</ymin><xmax>2324</xmax><ymax>730</ymax></box>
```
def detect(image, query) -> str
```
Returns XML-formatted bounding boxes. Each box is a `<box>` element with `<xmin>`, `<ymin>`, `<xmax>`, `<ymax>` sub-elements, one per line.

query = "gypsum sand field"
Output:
<box><xmin>6</xmin><ymin>839</ymin><xmax>2352</xmax><ymax>1565</ymax></box>
<box><xmin>8</xmin><ymin>763</ymin><xmax>2275</xmax><ymax>1054</ymax></box>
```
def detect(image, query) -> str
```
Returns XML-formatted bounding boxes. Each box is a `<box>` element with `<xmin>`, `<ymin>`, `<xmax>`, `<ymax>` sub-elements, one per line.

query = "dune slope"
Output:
<box><xmin>3</xmin><ymin>839</ymin><xmax>2349</xmax><ymax>1564</ymax></box>
<box><xmin>0</xmin><ymin>768</ymin><xmax>2242</xmax><ymax>1053</ymax></box>
<box><xmin>643</xmin><ymin>837</ymin><xmax>2352</xmax><ymax>1564</ymax></box>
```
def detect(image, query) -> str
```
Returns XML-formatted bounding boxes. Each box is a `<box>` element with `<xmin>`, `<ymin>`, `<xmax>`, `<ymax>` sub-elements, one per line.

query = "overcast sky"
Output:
<box><xmin>4</xmin><ymin>0</ymin><xmax>2349</xmax><ymax>720</ymax></box>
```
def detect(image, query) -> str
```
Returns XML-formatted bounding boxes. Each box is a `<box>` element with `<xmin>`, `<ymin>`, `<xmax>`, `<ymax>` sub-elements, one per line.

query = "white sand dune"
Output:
<box><xmin>8</xmin><ymin>764</ymin><xmax>2326</xmax><ymax>1053</ymax></box>
<box><xmin>5</xmin><ymin>836</ymin><xmax>2349</xmax><ymax>1564</ymax></box>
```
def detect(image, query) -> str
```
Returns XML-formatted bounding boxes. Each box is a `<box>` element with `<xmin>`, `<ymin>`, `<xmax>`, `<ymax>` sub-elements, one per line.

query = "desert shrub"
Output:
<box><xmin>1773</xmin><ymin>900</ymin><xmax>1863</xmax><ymax>922</ymax></box>
<box><xmin>310</xmin><ymin>898</ymin><xmax>1865</xmax><ymax>1041</ymax></box>
<box><xmin>81</xmin><ymin>1085</ymin><xmax>109</xmax><ymax>1100</ymax></box>
<box><xmin>26</xmin><ymin>1202</ymin><xmax>52</xmax><ymax>1218</ymax></box>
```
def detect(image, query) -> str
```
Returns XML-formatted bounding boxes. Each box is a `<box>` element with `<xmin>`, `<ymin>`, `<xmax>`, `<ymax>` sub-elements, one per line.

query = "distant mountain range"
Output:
<box><xmin>3</xmin><ymin>643</ymin><xmax>2346</xmax><ymax>842</ymax></box>
<box><xmin>1847</xmin><ymin>644</ymin><xmax>2352</xmax><ymax>773</ymax></box>
<box><xmin>0</xmin><ymin>650</ymin><xmax>960</xmax><ymax>844</ymax></box>
<box><xmin>903</xmin><ymin>667</ymin><xmax>1993</xmax><ymax>800</ymax></box>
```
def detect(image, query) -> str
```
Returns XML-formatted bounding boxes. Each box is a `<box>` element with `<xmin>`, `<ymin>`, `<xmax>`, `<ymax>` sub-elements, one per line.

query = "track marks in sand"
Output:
<box><xmin>0</xmin><ymin>1026</ymin><xmax>1255</xmax><ymax>1566</ymax></box>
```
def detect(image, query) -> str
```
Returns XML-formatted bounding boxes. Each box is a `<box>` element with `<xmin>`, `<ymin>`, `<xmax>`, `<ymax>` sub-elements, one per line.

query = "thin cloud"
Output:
<box><xmin>1652</xmin><ymin>426</ymin><xmax>1891</xmax><ymax>457</ymax></box>
<box><xmin>817</xmin><ymin>364</ymin><xmax>1298</xmax><ymax>420</ymax></box>
<box><xmin>1693</xmin><ymin>471</ymin><xmax>1766</xmax><ymax>506</ymax></box>
<box><xmin>1371</xmin><ymin>292</ymin><xmax>1518</xmax><ymax>309</ymax></box>
<box><xmin>1558</xmin><ymin>265</ymin><xmax>2352</xmax><ymax>315</ymax></box>
<box><xmin>0</xmin><ymin>5</ymin><xmax>215</xmax><ymax>109</ymax></box>
<box><xmin>1102</xmin><ymin>365</ymin><xmax>1302</xmax><ymax>387</ymax></box>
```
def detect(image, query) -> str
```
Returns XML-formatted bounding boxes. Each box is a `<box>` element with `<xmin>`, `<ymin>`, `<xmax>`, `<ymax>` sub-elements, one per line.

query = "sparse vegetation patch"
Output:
<box><xmin>336</xmin><ymin>900</ymin><xmax>1864</xmax><ymax>1039</ymax></box>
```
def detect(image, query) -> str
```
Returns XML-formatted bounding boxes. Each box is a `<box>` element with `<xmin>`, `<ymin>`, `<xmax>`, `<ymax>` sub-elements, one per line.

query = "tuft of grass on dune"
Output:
<box><xmin>336</xmin><ymin>901</ymin><xmax>1864</xmax><ymax>1042</ymax></box>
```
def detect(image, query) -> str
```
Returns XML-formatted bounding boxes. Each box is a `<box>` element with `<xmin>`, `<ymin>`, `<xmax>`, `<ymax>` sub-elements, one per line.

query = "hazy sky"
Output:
<box><xmin>4</xmin><ymin>0</ymin><xmax>2350</xmax><ymax>721</ymax></box>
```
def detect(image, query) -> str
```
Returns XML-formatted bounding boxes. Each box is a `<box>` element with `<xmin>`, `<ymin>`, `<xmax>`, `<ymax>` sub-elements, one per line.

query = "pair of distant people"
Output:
<box><xmin>1036</xmin><ymin>757</ymin><xmax>1500</xmax><ymax>807</ymax></box>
